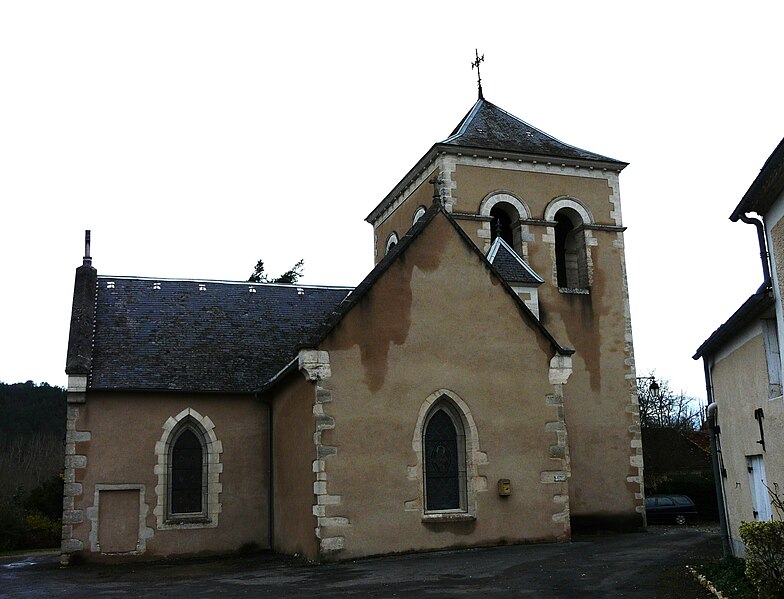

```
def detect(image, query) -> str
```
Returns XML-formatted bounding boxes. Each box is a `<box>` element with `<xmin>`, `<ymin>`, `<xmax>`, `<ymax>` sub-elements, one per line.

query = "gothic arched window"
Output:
<box><xmin>169</xmin><ymin>425</ymin><xmax>206</xmax><ymax>517</ymax></box>
<box><xmin>423</xmin><ymin>403</ymin><xmax>466</xmax><ymax>511</ymax></box>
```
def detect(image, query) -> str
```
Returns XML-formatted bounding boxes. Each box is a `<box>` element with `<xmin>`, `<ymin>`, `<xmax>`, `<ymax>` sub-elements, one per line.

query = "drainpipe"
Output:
<box><xmin>736</xmin><ymin>213</ymin><xmax>772</xmax><ymax>292</ymax></box>
<box><xmin>704</xmin><ymin>360</ymin><xmax>731</xmax><ymax>557</ymax></box>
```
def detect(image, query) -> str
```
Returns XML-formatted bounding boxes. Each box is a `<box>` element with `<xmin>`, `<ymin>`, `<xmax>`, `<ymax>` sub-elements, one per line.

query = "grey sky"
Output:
<box><xmin>2</xmin><ymin>1</ymin><xmax>782</xmax><ymax>400</ymax></box>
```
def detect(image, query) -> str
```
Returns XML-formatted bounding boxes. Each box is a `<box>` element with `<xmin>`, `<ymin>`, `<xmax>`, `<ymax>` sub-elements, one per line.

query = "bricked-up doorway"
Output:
<box><xmin>98</xmin><ymin>489</ymin><xmax>140</xmax><ymax>553</ymax></box>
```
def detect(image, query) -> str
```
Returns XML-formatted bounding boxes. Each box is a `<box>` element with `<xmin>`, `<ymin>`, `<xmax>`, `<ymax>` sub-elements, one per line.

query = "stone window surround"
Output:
<box><xmin>478</xmin><ymin>191</ymin><xmax>533</xmax><ymax>258</ymax></box>
<box><xmin>422</xmin><ymin>400</ymin><xmax>468</xmax><ymax>513</ymax></box>
<box><xmin>87</xmin><ymin>484</ymin><xmax>154</xmax><ymax>555</ymax></box>
<box><xmin>410</xmin><ymin>389</ymin><xmax>487</xmax><ymax>522</ymax></box>
<box><xmin>413</xmin><ymin>205</ymin><xmax>427</xmax><ymax>224</ymax></box>
<box><xmin>543</xmin><ymin>196</ymin><xmax>596</xmax><ymax>291</ymax></box>
<box><xmin>385</xmin><ymin>231</ymin><xmax>399</xmax><ymax>255</ymax></box>
<box><xmin>154</xmin><ymin>407</ymin><xmax>223</xmax><ymax>530</ymax></box>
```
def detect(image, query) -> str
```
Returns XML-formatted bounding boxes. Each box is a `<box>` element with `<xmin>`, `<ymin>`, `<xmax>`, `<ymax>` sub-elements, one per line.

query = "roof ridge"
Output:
<box><xmin>96</xmin><ymin>274</ymin><xmax>353</xmax><ymax>290</ymax></box>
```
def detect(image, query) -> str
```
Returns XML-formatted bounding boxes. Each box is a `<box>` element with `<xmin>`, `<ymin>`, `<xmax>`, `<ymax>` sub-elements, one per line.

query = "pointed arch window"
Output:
<box><xmin>170</xmin><ymin>428</ymin><xmax>205</xmax><ymax>515</ymax></box>
<box><xmin>423</xmin><ymin>402</ymin><xmax>467</xmax><ymax>512</ymax></box>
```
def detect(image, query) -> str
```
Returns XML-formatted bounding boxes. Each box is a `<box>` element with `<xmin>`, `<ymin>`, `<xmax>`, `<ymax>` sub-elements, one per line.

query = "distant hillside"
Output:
<box><xmin>0</xmin><ymin>381</ymin><xmax>66</xmax><ymax>436</ymax></box>
<box><xmin>0</xmin><ymin>381</ymin><xmax>66</xmax><ymax>501</ymax></box>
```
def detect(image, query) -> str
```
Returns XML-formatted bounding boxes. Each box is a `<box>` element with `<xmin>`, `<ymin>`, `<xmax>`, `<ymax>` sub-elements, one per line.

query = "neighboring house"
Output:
<box><xmin>694</xmin><ymin>137</ymin><xmax>784</xmax><ymax>556</ymax></box>
<box><xmin>62</xmin><ymin>94</ymin><xmax>643</xmax><ymax>563</ymax></box>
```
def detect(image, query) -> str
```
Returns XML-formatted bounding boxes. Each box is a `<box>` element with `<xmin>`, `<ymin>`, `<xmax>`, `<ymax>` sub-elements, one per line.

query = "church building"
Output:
<box><xmin>62</xmin><ymin>87</ymin><xmax>643</xmax><ymax>563</ymax></box>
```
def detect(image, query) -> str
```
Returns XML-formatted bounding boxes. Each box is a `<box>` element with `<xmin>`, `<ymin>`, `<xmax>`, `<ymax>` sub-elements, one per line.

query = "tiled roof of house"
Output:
<box><xmin>89</xmin><ymin>277</ymin><xmax>351</xmax><ymax>393</ymax></box>
<box><xmin>442</xmin><ymin>98</ymin><xmax>625</xmax><ymax>165</ymax></box>
<box><xmin>486</xmin><ymin>237</ymin><xmax>543</xmax><ymax>286</ymax></box>
<box><xmin>693</xmin><ymin>289</ymin><xmax>774</xmax><ymax>359</ymax></box>
<box><xmin>731</xmin><ymin>136</ymin><xmax>784</xmax><ymax>219</ymax></box>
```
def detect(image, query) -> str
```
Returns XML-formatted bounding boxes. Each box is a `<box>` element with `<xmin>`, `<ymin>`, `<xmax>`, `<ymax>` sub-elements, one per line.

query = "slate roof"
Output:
<box><xmin>731</xmin><ymin>136</ymin><xmax>784</xmax><ymax>220</ymax></box>
<box><xmin>366</xmin><ymin>98</ymin><xmax>626</xmax><ymax>224</ymax></box>
<box><xmin>486</xmin><ymin>237</ymin><xmax>543</xmax><ymax>286</ymax></box>
<box><xmin>89</xmin><ymin>277</ymin><xmax>351</xmax><ymax>393</ymax></box>
<box><xmin>260</xmin><ymin>202</ymin><xmax>573</xmax><ymax>394</ymax></box>
<box><xmin>442</xmin><ymin>98</ymin><xmax>625</xmax><ymax>165</ymax></box>
<box><xmin>693</xmin><ymin>289</ymin><xmax>774</xmax><ymax>359</ymax></box>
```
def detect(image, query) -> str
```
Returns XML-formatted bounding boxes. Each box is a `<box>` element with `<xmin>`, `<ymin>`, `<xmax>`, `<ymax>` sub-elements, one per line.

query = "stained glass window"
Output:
<box><xmin>171</xmin><ymin>429</ymin><xmax>203</xmax><ymax>514</ymax></box>
<box><xmin>425</xmin><ymin>409</ymin><xmax>461</xmax><ymax>510</ymax></box>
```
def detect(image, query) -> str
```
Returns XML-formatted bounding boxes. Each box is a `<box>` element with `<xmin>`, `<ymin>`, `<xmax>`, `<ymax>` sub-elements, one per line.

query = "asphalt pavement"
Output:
<box><xmin>0</xmin><ymin>525</ymin><xmax>721</xmax><ymax>598</ymax></box>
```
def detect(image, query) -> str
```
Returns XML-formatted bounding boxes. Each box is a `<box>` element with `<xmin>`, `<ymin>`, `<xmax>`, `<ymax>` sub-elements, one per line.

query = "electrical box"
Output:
<box><xmin>497</xmin><ymin>478</ymin><xmax>512</xmax><ymax>496</ymax></box>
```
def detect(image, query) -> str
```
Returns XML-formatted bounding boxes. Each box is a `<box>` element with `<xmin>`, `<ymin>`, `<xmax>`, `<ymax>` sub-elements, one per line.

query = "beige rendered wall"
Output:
<box><xmin>271</xmin><ymin>374</ymin><xmax>319</xmax><ymax>560</ymax></box>
<box><xmin>450</xmin><ymin>162</ymin><xmax>640</xmax><ymax>529</ymax></box>
<box><xmin>373</xmin><ymin>179</ymin><xmax>433</xmax><ymax>260</ymax></box>
<box><xmin>315</xmin><ymin>213</ymin><xmax>570</xmax><ymax>560</ymax></box>
<box><xmin>67</xmin><ymin>393</ymin><xmax>269</xmax><ymax>560</ymax></box>
<box><xmin>711</xmin><ymin>327</ymin><xmax>784</xmax><ymax>555</ymax></box>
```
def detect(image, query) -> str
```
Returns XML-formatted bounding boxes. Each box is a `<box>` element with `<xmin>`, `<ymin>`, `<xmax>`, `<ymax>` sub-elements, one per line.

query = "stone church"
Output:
<box><xmin>62</xmin><ymin>91</ymin><xmax>643</xmax><ymax>563</ymax></box>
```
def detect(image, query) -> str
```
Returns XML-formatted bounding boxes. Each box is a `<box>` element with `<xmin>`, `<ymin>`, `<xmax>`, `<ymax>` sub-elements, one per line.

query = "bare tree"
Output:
<box><xmin>637</xmin><ymin>372</ymin><xmax>701</xmax><ymax>430</ymax></box>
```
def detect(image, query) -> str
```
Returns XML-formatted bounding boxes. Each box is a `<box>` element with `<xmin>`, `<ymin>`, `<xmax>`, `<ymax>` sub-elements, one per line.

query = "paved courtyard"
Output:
<box><xmin>1</xmin><ymin>526</ymin><xmax>720</xmax><ymax>598</ymax></box>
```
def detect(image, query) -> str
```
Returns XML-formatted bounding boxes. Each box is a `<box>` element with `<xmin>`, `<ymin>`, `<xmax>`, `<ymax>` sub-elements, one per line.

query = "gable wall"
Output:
<box><xmin>67</xmin><ymin>392</ymin><xmax>269</xmax><ymax>560</ymax></box>
<box><xmin>316</xmin><ymin>214</ymin><xmax>570</xmax><ymax>560</ymax></box>
<box><xmin>710</xmin><ymin>327</ymin><xmax>784</xmax><ymax>555</ymax></box>
<box><xmin>452</xmin><ymin>162</ymin><xmax>641</xmax><ymax>528</ymax></box>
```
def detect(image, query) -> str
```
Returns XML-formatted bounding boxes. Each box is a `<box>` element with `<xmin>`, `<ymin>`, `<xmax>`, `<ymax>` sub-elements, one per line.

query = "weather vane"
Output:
<box><xmin>471</xmin><ymin>49</ymin><xmax>484</xmax><ymax>99</ymax></box>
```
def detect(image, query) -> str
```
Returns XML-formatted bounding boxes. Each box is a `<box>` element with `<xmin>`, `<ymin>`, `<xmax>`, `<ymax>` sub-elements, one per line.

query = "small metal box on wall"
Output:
<box><xmin>497</xmin><ymin>478</ymin><xmax>512</xmax><ymax>496</ymax></box>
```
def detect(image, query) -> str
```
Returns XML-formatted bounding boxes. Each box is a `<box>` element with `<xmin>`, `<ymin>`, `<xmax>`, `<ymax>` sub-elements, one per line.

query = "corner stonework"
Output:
<box><xmin>298</xmin><ymin>349</ymin><xmax>350</xmax><ymax>559</ymax></box>
<box><xmin>61</xmin><ymin>376</ymin><xmax>91</xmax><ymax>565</ymax></box>
<box><xmin>545</xmin><ymin>355</ymin><xmax>573</xmax><ymax>540</ymax></box>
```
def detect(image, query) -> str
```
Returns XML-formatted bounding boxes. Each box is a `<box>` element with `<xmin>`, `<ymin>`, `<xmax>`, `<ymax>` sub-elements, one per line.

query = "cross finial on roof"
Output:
<box><xmin>471</xmin><ymin>49</ymin><xmax>485</xmax><ymax>99</ymax></box>
<box><xmin>83</xmin><ymin>230</ymin><xmax>92</xmax><ymax>266</ymax></box>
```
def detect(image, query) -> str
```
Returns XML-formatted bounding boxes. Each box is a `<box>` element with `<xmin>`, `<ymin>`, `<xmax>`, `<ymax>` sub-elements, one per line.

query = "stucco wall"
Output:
<box><xmin>69</xmin><ymin>393</ymin><xmax>269</xmax><ymax>560</ymax></box>
<box><xmin>271</xmin><ymin>373</ymin><xmax>319</xmax><ymax>560</ymax></box>
<box><xmin>373</xmin><ymin>178</ymin><xmax>433</xmax><ymax>260</ymax></box>
<box><xmin>711</xmin><ymin>326</ymin><xmax>784</xmax><ymax>555</ymax></box>
<box><xmin>316</xmin><ymin>213</ymin><xmax>570</xmax><ymax>560</ymax></box>
<box><xmin>450</xmin><ymin>162</ymin><xmax>639</xmax><ymax>529</ymax></box>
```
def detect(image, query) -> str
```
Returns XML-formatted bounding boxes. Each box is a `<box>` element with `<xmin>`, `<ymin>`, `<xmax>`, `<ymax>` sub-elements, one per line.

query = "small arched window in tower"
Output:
<box><xmin>424</xmin><ymin>403</ymin><xmax>466</xmax><ymax>511</ymax></box>
<box><xmin>413</xmin><ymin>206</ymin><xmax>427</xmax><ymax>225</ymax></box>
<box><xmin>554</xmin><ymin>208</ymin><xmax>588</xmax><ymax>289</ymax></box>
<box><xmin>170</xmin><ymin>427</ymin><xmax>205</xmax><ymax>515</ymax></box>
<box><xmin>490</xmin><ymin>205</ymin><xmax>514</xmax><ymax>247</ymax></box>
<box><xmin>385</xmin><ymin>232</ymin><xmax>399</xmax><ymax>256</ymax></box>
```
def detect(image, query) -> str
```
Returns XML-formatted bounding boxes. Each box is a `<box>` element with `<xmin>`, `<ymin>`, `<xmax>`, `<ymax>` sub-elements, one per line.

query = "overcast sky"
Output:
<box><xmin>2</xmin><ymin>2</ymin><xmax>783</xmax><ymax>401</ymax></box>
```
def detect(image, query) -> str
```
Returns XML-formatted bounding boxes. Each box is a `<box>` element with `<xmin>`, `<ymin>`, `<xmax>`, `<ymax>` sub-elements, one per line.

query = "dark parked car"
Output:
<box><xmin>645</xmin><ymin>494</ymin><xmax>697</xmax><ymax>525</ymax></box>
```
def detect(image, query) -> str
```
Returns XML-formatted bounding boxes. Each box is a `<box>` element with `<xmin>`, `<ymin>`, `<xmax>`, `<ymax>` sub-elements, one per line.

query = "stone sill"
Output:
<box><xmin>421</xmin><ymin>512</ymin><xmax>476</xmax><ymax>523</ymax></box>
<box><xmin>164</xmin><ymin>516</ymin><xmax>211</xmax><ymax>526</ymax></box>
<box><xmin>558</xmin><ymin>287</ymin><xmax>590</xmax><ymax>295</ymax></box>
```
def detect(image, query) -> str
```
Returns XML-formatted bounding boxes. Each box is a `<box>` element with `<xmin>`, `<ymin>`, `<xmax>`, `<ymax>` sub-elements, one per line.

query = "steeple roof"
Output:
<box><xmin>441</xmin><ymin>98</ymin><xmax>624</xmax><ymax>165</ymax></box>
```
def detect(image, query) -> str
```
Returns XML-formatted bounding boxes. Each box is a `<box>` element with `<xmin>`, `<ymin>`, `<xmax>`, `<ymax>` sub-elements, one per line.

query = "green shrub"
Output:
<box><xmin>23</xmin><ymin>474</ymin><xmax>63</xmax><ymax>520</ymax></box>
<box><xmin>739</xmin><ymin>520</ymin><xmax>784</xmax><ymax>598</ymax></box>
<box><xmin>21</xmin><ymin>513</ymin><xmax>61</xmax><ymax>550</ymax></box>
<box><xmin>0</xmin><ymin>500</ymin><xmax>26</xmax><ymax>551</ymax></box>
